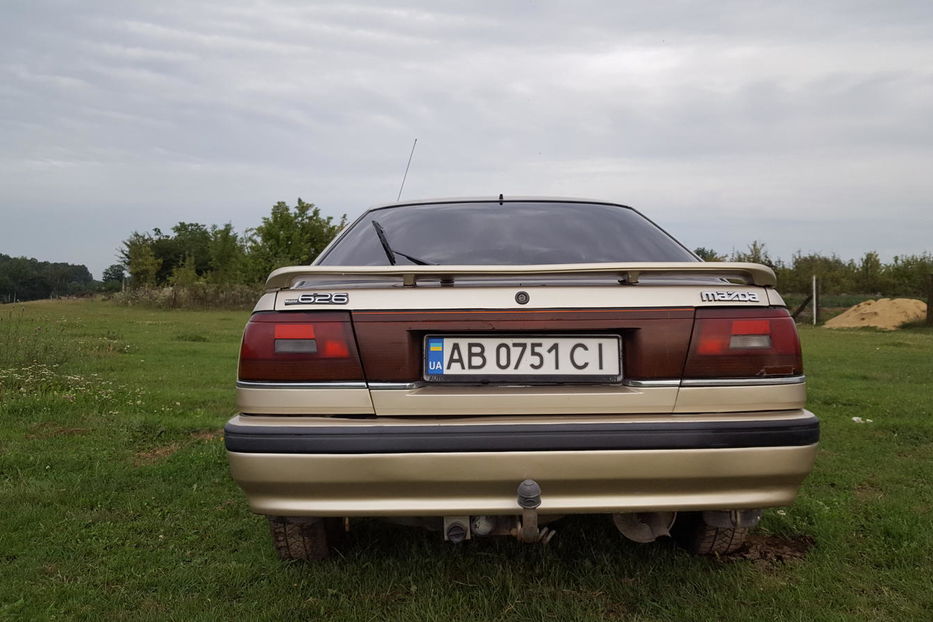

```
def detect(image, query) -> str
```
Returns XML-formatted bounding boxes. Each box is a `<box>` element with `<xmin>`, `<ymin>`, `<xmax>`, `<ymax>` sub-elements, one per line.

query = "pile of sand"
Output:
<box><xmin>824</xmin><ymin>298</ymin><xmax>927</xmax><ymax>330</ymax></box>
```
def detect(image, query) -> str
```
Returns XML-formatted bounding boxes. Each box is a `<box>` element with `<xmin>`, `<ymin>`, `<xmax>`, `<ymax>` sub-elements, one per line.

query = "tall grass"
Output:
<box><xmin>0</xmin><ymin>306</ymin><xmax>72</xmax><ymax>368</ymax></box>
<box><xmin>112</xmin><ymin>283</ymin><xmax>260</xmax><ymax>310</ymax></box>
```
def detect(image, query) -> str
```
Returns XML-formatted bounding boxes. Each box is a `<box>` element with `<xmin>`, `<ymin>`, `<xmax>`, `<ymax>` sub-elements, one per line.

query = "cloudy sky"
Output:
<box><xmin>2</xmin><ymin>0</ymin><xmax>932</xmax><ymax>278</ymax></box>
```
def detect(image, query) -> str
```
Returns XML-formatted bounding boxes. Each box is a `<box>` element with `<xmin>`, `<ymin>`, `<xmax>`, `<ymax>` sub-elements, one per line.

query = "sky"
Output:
<box><xmin>2</xmin><ymin>0</ymin><xmax>932</xmax><ymax>279</ymax></box>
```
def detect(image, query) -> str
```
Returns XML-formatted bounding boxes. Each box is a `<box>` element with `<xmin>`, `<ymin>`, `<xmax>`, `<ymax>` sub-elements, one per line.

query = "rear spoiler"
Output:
<box><xmin>265</xmin><ymin>262</ymin><xmax>776</xmax><ymax>289</ymax></box>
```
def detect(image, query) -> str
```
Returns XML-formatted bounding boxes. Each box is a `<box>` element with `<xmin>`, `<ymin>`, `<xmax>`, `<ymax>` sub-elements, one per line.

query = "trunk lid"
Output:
<box><xmin>264</xmin><ymin>263</ymin><xmax>779</xmax><ymax>416</ymax></box>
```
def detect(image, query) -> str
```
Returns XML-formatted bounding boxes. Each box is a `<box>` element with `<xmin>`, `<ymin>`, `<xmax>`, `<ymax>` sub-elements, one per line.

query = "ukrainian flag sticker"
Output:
<box><xmin>426</xmin><ymin>338</ymin><xmax>444</xmax><ymax>375</ymax></box>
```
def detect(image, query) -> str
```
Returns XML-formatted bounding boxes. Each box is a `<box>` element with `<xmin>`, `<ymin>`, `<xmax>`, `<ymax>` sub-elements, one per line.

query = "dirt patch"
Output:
<box><xmin>132</xmin><ymin>442</ymin><xmax>180</xmax><ymax>466</ymax></box>
<box><xmin>854</xmin><ymin>482</ymin><xmax>884</xmax><ymax>502</ymax></box>
<box><xmin>131</xmin><ymin>431</ymin><xmax>219</xmax><ymax>465</ymax></box>
<box><xmin>824</xmin><ymin>298</ymin><xmax>926</xmax><ymax>330</ymax></box>
<box><xmin>26</xmin><ymin>423</ymin><xmax>88</xmax><ymax>439</ymax></box>
<box><xmin>731</xmin><ymin>534</ymin><xmax>814</xmax><ymax>566</ymax></box>
<box><xmin>190</xmin><ymin>429</ymin><xmax>222</xmax><ymax>441</ymax></box>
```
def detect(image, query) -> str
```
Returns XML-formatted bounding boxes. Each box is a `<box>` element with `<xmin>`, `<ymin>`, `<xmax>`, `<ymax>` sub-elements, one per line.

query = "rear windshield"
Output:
<box><xmin>317</xmin><ymin>201</ymin><xmax>696</xmax><ymax>265</ymax></box>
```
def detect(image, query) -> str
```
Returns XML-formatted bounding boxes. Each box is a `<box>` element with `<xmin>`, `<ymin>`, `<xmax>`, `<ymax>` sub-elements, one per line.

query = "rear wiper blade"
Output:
<box><xmin>371</xmin><ymin>220</ymin><xmax>433</xmax><ymax>265</ymax></box>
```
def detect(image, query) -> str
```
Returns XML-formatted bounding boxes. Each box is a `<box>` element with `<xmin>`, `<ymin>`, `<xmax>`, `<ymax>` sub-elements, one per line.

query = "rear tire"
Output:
<box><xmin>267</xmin><ymin>516</ymin><xmax>346</xmax><ymax>561</ymax></box>
<box><xmin>673</xmin><ymin>512</ymin><xmax>748</xmax><ymax>556</ymax></box>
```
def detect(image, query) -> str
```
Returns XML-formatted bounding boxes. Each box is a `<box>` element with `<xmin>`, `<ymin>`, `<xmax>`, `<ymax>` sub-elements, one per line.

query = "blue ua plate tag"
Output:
<box><xmin>426</xmin><ymin>337</ymin><xmax>445</xmax><ymax>375</ymax></box>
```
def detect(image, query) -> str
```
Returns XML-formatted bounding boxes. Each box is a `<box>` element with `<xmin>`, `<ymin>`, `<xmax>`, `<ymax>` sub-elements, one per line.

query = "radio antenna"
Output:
<box><xmin>396</xmin><ymin>138</ymin><xmax>418</xmax><ymax>201</ymax></box>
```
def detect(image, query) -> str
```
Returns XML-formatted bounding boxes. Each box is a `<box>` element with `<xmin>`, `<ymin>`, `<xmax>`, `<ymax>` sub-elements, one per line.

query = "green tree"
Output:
<box><xmin>102</xmin><ymin>264</ymin><xmax>125</xmax><ymax>284</ymax></box>
<box><xmin>170</xmin><ymin>223</ymin><xmax>212</xmax><ymax>274</ymax></box>
<box><xmin>731</xmin><ymin>240</ymin><xmax>778</xmax><ymax>268</ymax></box>
<box><xmin>886</xmin><ymin>253</ymin><xmax>933</xmax><ymax>297</ymax></box>
<box><xmin>693</xmin><ymin>247</ymin><xmax>724</xmax><ymax>261</ymax></box>
<box><xmin>169</xmin><ymin>254</ymin><xmax>200</xmax><ymax>287</ymax></box>
<box><xmin>856</xmin><ymin>251</ymin><xmax>886</xmax><ymax>294</ymax></box>
<box><xmin>773</xmin><ymin>252</ymin><xmax>857</xmax><ymax>294</ymax></box>
<box><xmin>46</xmin><ymin>262</ymin><xmax>93</xmax><ymax>297</ymax></box>
<box><xmin>144</xmin><ymin>223</ymin><xmax>212</xmax><ymax>284</ymax></box>
<box><xmin>207</xmin><ymin>223</ymin><xmax>245</xmax><ymax>284</ymax></box>
<box><xmin>245</xmin><ymin>198</ymin><xmax>346</xmax><ymax>283</ymax></box>
<box><xmin>100</xmin><ymin>263</ymin><xmax>125</xmax><ymax>293</ymax></box>
<box><xmin>123</xmin><ymin>233</ymin><xmax>162</xmax><ymax>287</ymax></box>
<box><xmin>0</xmin><ymin>253</ymin><xmax>94</xmax><ymax>301</ymax></box>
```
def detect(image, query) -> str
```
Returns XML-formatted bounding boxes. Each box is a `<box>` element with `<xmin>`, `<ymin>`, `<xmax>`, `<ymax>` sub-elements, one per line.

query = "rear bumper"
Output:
<box><xmin>225</xmin><ymin>410</ymin><xmax>819</xmax><ymax>516</ymax></box>
<box><xmin>225</xmin><ymin>414</ymin><xmax>818</xmax><ymax>454</ymax></box>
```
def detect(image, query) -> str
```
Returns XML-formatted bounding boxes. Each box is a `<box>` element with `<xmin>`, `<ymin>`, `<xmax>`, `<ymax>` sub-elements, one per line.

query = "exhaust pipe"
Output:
<box><xmin>612</xmin><ymin>512</ymin><xmax>676</xmax><ymax>543</ymax></box>
<box><xmin>443</xmin><ymin>516</ymin><xmax>470</xmax><ymax>543</ymax></box>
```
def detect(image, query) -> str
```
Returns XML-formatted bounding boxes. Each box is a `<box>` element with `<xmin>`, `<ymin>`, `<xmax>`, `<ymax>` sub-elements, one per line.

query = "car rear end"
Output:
<box><xmin>224</xmin><ymin>199</ymin><xmax>818</xmax><ymax>559</ymax></box>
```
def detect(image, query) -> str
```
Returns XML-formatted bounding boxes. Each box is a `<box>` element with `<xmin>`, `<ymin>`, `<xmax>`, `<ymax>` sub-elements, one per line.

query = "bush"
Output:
<box><xmin>113</xmin><ymin>284</ymin><xmax>261</xmax><ymax>310</ymax></box>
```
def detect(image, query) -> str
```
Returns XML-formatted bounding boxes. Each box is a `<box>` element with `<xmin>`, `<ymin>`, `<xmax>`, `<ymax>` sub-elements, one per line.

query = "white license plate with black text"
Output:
<box><xmin>424</xmin><ymin>335</ymin><xmax>621</xmax><ymax>383</ymax></box>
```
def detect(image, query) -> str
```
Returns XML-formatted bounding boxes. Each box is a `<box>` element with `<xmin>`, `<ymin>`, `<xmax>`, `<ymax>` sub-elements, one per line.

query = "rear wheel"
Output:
<box><xmin>673</xmin><ymin>512</ymin><xmax>748</xmax><ymax>556</ymax></box>
<box><xmin>267</xmin><ymin>516</ymin><xmax>346</xmax><ymax>561</ymax></box>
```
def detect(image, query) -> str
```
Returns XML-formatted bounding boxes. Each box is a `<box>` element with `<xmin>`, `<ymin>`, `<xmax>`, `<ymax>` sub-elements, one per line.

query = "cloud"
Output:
<box><xmin>0</xmin><ymin>0</ymin><xmax>931</xmax><ymax>277</ymax></box>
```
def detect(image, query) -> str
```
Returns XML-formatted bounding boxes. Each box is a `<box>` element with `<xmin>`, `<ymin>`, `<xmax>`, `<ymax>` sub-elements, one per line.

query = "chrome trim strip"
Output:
<box><xmin>237</xmin><ymin>377</ymin><xmax>804</xmax><ymax>390</ymax></box>
<box><xmin>680</xmin><ymin>375</ymin><xmax>806</xmax><ymax>387</ymax></box>
<box><xmin>622</xmin><ymin>379</ymin><xmax>681</xmax><ymax>388</ymax></box>
<box><xmin>236</xmin><ymin>381</ymin><xmax>367</xmax><ymax>390</ymax></box>
<box><xmin>367</xmin><ymin>382</ymin><xmax>425</xmax><ymax>390</ymax></box>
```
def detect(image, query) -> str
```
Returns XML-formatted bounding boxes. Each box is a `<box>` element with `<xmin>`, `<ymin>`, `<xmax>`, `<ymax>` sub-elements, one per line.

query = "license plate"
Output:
<box><xmin>423</xmin><ymin>335</ymin><xmax>621</xmax><ymax>383</ymax></box>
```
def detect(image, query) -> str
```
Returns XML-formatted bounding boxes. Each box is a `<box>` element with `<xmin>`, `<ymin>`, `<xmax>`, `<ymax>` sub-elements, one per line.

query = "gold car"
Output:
<box><xmin>225</xmin><ymin>198</ymin><xmax>818</xmax><ymax>560</ymax></box>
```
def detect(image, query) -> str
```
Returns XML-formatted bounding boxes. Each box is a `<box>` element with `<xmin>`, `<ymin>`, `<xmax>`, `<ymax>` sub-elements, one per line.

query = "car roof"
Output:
<box><xmin>364</xmin><ymin>196</ymin><xmax>636</xmax><ymax>212</ymax></box>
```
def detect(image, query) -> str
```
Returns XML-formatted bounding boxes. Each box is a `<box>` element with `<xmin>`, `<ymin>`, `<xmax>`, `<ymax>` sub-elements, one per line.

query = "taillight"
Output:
<box><xmin>238</xmin><ymin>312</ymin><xmax>364</xmax><ymax>382</ymax></box>
<box><xmin>683</xmin><ymin>308</ymin><xmax>802</xmax><ymax>379</ymax></box>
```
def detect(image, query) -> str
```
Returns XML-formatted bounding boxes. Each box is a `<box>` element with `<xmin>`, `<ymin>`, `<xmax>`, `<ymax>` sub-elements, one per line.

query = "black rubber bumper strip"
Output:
<box><xmin>224</xmin><ymin>415</ymin><xmax>820</xmax><ymax>454</ymax></box>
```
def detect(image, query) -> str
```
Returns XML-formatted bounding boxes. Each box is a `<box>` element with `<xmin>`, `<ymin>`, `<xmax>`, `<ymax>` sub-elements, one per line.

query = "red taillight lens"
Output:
<box><xmin>684</xmin><ymin>308</ymin><xmax>802</xmax><ymax>379</ymax></box>
<box><xmin>238</xmin><ymin>312</ymin><xmax>364</xmax><ymax>382</ymax></box>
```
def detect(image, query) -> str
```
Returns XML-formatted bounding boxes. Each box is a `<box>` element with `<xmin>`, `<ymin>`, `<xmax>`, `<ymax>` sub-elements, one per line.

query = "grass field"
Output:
<box><xmin>1</xmin><ymin>299</ymin><xmax>931</xmax><ymax>621</ymax></box>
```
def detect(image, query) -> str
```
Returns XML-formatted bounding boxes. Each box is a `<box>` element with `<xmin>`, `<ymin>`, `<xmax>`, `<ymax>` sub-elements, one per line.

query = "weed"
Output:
<box><xmin>175</xmin><ymin>332</ymin><xmax>209</xmax><ymax>342</ymax></box>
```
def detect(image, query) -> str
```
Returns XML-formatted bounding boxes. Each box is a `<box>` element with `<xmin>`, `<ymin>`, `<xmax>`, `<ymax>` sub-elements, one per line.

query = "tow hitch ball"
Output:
<box><xmin>514</xmin><ymin>479</ymin><xmax>554</xmax><ymax>544</ymax></box>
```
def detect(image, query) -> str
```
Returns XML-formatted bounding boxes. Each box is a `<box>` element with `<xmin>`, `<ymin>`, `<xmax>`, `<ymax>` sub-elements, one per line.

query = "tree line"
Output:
<box><xmin>118</xmin><ymin>198</ymin><xmax>345</xmax><ymax>289</ymax></box>
<box><xmin>120</xmin><ymin>196</ymin><xmax>931</xmax><ymax>297</ymax></box>
<box><xmin>695</xmin><ymin>242</ymin><xmax>933</xmax><ymax>298</ymax></box>
<box><xmin>2</xmin><ymin>198</ymin><xmax>929</xmax><ymax>303</ymax></box>
<box><xmin>0</xmin><ymin>254</ymin><xmax>95</xmax><ymax>303</ymax></box>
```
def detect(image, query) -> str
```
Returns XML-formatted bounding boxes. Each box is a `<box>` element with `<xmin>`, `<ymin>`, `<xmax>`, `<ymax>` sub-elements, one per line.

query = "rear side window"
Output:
<box><xmin>318</xmin><ymin>201</ymin><xmax>696</xmax><ymax>265</ymax></box>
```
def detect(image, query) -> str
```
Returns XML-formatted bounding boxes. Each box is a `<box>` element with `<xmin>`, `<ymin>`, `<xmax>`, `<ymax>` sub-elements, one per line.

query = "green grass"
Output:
<box><xmin>1</xmin><ymin>300</ymin><xmax>932</xmax><ymax>621</ymax></box>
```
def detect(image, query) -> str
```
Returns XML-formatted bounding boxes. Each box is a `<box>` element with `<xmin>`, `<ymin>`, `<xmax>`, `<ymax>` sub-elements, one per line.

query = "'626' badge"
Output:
<box><xmin>283</xmin><ymin>292</ymin><xmax>349</xmax><ymax>305</ymax></box>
